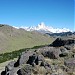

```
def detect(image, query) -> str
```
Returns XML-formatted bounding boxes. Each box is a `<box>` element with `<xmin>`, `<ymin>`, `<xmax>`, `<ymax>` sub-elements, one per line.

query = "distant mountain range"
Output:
<box><xmin>46</xmin><ymin>31</ymin><xmax>75</xmax><ymax>37</ymax></box>
<box><xmin>19</xmin><ymin>22</ymin><xmax>72</xmax><ymax>33</ymax></box>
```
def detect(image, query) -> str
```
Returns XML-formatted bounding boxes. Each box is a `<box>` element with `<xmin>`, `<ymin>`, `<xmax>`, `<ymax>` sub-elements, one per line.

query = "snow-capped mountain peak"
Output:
<box><xmin>24</xmin><ymin>22</ymin><xmax>71</xmax><ymax>33</ymax></box>
<box><xmin>13</xmin><ymin>22</ymin><xmax>72</xmax><ymax>33</ymax></box>
<box><xmin>34</xmin><ymin>22</ymin><xmax>51</xmax><ymax>31</ymax></box>
<box><xmin>37</xmin><ymin>22</ymin><xmax>46</xmax><ymax>29</ymax></box>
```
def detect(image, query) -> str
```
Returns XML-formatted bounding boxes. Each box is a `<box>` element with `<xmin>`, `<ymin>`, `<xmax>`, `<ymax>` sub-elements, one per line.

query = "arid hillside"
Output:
<box><xmin>0</xmin><ymin>24</ymin><xmax>54</xmax><ymax>53</ymax></box>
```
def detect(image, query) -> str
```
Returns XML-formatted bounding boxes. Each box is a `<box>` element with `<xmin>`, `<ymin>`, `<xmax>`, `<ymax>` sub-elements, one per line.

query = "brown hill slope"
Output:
<box><xmin>0</xmin><ymin>24</ymin><xmax>54</xmax><ymax>53</ymax></box>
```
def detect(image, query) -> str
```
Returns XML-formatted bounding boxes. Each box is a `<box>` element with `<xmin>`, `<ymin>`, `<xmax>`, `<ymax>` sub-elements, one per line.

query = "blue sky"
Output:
<box><xmin>0</xmin><ymin>0</ymin><xmax>74</xmax><ymax>30</ymax></box>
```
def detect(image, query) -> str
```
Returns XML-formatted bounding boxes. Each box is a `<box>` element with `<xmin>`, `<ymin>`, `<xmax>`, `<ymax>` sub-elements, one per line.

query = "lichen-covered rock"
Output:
<box><xmin>38</xmin><ymin>47</ymin><xmax>61</xmax><ymax>59</ymax></box>
<box><xmin>17</xmin><ymin>64</ymin><xmax>32</xmax><ymax>75</ymax></box>
<box><xmin>4</xmin><ymin>61</ymin><xmax>16</xmax><ymax>75</ymax></box>
<box><xmin>64</xmin><ymin>58</ymin><xmax>75</xmax><ymax>69</ymax></box>
<box><xmin>61</xmin><ymin>59</ymin><xmax>75</xmax><ymax>74</ymax></box>
<box><xmin>5</xmin><ymin>61</ymin><xmax>15</xmax><ymax>71</ymax></box>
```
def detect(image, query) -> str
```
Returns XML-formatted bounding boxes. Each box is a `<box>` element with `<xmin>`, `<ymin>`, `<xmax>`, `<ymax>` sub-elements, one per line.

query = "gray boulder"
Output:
<box><xmin>59</xmin><ymin>47</ymin><xmax>68</xmax><ymax>57</ymax></box>
<box><xmin>64</xmin><ymin>44</ymin><xmax>74</xmax><ymax>50</ymax></box>
<box><xmin>27</xmin><ymin>54</ymin><xmax>38</xmax><ymax>66</ymax></box>
<box><xmin>17</xmin><ymin>64</ymin><xmax>32</xmax><ymax>75</ymax></box>
<box><xmin>27</xmin><ymin>54</ymin><xmax>44</xmax><ymax>66</ymax></box>
<box><xmin>16</xmin><ymin>51</ymin><xmax>35</xmax><ymax>66</ymax></box>
<box><xmin>5</xmin><ymin>61</ymin><xmax>15</xmax><ymax>71</ymax></box>
<box><xmin>4</xmin><ymin>61</ymin><xmax>16</xmax><ymax>75</ymax></box>
<box><xmin>38</xmin><ymin>54</ymin><xmax>44</xmax><ymax>61</ymax></box>
<box><xmin>38</xmin><ymin>47</ymin><xmax>61</xmax><ymax>59</ymax></box>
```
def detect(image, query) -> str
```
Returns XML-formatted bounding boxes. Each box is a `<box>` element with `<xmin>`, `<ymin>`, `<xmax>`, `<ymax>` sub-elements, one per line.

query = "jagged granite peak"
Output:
<box><xmin>19</xmin><ymin>22</ymin><xmax>71</xmax><ymax>33</ymax></box>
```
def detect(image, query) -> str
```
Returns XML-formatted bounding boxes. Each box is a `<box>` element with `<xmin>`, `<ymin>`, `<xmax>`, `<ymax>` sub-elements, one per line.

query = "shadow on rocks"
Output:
<box><xmin>1</xmin><ymin>71</ymin><xmax>6</xmax><ymax>75</ymax></box>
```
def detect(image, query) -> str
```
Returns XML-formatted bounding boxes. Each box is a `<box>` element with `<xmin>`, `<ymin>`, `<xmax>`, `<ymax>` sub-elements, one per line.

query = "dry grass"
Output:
<box><xmin>32</xmin><ymin>65</ymin><xmax>46</xmax><ymax>75</ymax></box>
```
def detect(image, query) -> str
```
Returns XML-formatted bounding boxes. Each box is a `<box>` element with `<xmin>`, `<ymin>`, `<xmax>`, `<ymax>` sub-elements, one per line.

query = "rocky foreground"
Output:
<box><xmin>1</xmin><ymin>38</ymin><xmax>75</xmax><ymax>75</ymax></box>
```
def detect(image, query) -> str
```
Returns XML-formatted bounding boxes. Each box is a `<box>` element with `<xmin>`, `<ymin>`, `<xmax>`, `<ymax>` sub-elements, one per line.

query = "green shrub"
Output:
<box><xmin>0</xmin><ymin>45</ymin><xmax>43</xmax><ymax>63</ymax></box>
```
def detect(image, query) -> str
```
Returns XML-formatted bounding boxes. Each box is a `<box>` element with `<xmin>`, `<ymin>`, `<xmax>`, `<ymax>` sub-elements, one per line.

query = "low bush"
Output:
<box><xmin>0</xmin><ymin>45</ymin><xmax>44</xmax><ymax>63</ymax></box>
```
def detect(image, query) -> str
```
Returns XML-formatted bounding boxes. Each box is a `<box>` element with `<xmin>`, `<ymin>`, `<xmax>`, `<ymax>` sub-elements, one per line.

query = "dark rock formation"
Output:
<box><xmin>1</xmin><ymin>71</ymin><xmax>6</xmax><ymax>75</ymax></box>
<box><xmin>27</xmin><ymin>54</ymin><xmax>44</xmax><ymax>66</ymax></box>
<box><xmin>51</xmin><ymin>38</ymin><xmax>65</xmax><ymax>47</ymax></box>
<box><xmin>50</xmin><ymin>38</ymin><xmax>75</xmax><ymax>47</ymax></box>
<box><xmin>27</xmin><ymin>54</ymin><xmax>38</xmax><ymax>66</ymax></box>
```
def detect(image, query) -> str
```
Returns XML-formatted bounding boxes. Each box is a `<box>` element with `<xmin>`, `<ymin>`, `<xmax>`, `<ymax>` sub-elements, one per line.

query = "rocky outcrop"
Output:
<box><xmin>50</xmin><ymin>38</ymin><xmax>75</xmax><ymax>47</ymax></box>
<box><xmin>38</xmin><ymin>47</ymin><xmax>62</xmax><ymax>59</ymax></box>
<box><xmin>1</xmin><ymin>61</ymin><xmax>18</xmax><ymax>75</ymax></box>
<box><xmin>1</xmin><ymin>37</ymin><xmax>75</xmax><ymax>75</ymax></box>
<box><xmin>17</xmin><ymin>64</ymin><xmax>32</xmax><ymax>75</ymax></box>
<box><xmin>59</xmin><ymin>47</ymin><xmax>68</xmax><ymax>57</ymax></box>
<box><xmin>27</xmin><ymin>54</ymin><xmax>44</xmax><ymax>66</ymax></box>
<box><xmin>5</xmin><ymin>61</ymin><xmax>15</xmax><ymax>71</ymax></box>
<box><xmin>16</xmin><ymin>51</ymin><xmax>35</xmax><ymax>66</ymax></box>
